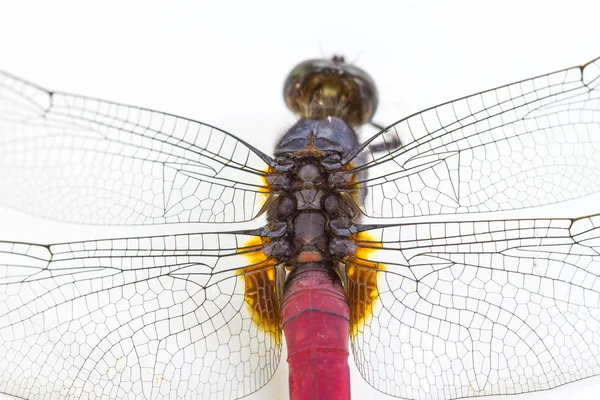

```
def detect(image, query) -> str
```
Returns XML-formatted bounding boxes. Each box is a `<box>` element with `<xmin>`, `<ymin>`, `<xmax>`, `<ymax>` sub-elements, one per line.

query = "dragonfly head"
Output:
<box><xmin>283</xmin><ymin>55</ymin><xmax>378</xmax><ymax>126</ymax></box>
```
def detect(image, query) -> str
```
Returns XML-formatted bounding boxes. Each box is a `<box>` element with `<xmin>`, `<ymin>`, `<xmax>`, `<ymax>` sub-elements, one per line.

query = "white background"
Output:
<box><xmin>0</xmin><ymin>1</ymin><xmax>599</xmax><ymax>399</ymax></box>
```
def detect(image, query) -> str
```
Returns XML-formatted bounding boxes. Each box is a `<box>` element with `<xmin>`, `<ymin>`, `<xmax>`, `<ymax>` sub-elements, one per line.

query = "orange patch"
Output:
<box><xmin>296</xmin><ymin>250</ymin><xmax>323</xmax><ymax>263</ymax></box>
<box><xmin>346</xmin><ymin>231</ymin><xmax>384</xmax><ymax>338</ymax></box>
<box><xmin>236</xmin><ymin>233</ymin><xmax>282</xmax><ymax>344</ymax></box>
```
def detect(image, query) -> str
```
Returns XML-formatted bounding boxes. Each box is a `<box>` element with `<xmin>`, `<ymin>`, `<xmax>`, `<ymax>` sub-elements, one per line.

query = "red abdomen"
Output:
<box><xmin>281</xmin><ymin>265</ymin><xmax>351</xmax><ymax>400</ymax></box>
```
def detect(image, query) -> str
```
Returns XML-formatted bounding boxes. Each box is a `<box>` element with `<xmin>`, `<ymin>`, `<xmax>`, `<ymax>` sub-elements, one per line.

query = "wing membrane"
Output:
<box><xmin>0</xmin><ymin>232</ymin><xmax>281</xmax><ymax>399</ymax></box>
<box><xmin>0</xmin><ymin>71</ymin><xmax>273</xmax><ymax>225</ymax></box>
<box><xmin>348</xmin><ymin>214</ymin><xmax>600</xmax><ymax>399</ymax></box>
<box><xmin>348</xmin><ymin>56</ymin><xmax>600</xmax><ymax>218</ymax></box>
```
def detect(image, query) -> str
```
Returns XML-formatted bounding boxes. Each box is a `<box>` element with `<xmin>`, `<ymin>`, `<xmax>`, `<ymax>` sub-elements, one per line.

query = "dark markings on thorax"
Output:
<box><xmin>263</xmin><ymin>117</ymin><xmax>360</xmax><ymax>288</ymax></box>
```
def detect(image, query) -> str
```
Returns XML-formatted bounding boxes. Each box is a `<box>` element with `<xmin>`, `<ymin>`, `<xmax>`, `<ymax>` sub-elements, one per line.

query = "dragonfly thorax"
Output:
<box><xmin>264</xmin><ymin>113</ymin><xmax>363</xmax><ymax>276</ymax></box>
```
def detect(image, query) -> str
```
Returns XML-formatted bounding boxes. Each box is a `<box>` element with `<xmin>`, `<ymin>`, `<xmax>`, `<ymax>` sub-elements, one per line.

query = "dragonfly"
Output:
<box><xmin>0</xmin><ymin>54</ymin><xmax>599</xmax><ymax>400</ymax></box>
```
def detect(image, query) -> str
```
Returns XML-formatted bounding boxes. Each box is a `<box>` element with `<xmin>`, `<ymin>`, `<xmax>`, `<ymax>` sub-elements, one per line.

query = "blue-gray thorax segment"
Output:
<box><xmin>274</xmin><ymin>117</ymin><xmax>359</xmax><ymax>159</ymax></box>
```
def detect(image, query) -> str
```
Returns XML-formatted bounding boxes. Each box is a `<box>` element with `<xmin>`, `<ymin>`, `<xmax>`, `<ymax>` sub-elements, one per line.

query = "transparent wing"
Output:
<box><xmin>0</xmin><ymin>232</ymin><xmax>281</xmax><ymax>399</ymax></box>
<box><xmin>347</xmin><ymin>214</ymin><xmax>600</xmax><ymax>399</ymax></box>
<box><xmin>348</xmin><ymin>56</ymin><xmax>600</xmax><ymax>218</ymax></box>
<box><xmin>0</xmin><ymin>71</ymin><xmax>274</xmax><ymax>225</ymax></box>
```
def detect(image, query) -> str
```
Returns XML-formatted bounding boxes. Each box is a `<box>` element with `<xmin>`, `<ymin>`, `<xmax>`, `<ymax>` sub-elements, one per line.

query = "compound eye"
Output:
<box><xmin>283</xmin><ymin>57</ymin><xmax>378</xmax><ymax>126</ymax></box>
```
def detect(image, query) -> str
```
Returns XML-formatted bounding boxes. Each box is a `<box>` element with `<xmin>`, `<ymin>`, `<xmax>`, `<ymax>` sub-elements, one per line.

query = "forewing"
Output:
<box><xmin>0</xmin><ymin>232</ymin><xmax>281</xmax><ymax>399</ymax></box>
<box><xmin>348</xmin><ymin>56</ymin><xmax>600</xmax><ymax>218</ymax></box>
<box><xmin>0</xmin><ymin>71</ymin><xmax>273</xmax><ymax>225</ymax></box>
<box><xmin>347</xmin><ymin>214</ymin><xmax>600</xmax><ymax>399</ymax></box>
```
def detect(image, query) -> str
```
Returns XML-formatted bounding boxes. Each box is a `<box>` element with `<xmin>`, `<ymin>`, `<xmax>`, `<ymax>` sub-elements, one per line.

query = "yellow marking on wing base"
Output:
<box><xmin>236</xmin><ymin>234</ymin><xmax>282</xmax><ymax>345</ymax></box>
<box><xmin>346</xmin><ymin>230</ymin><xmax>384</xmax><ymax>338</ymax></box>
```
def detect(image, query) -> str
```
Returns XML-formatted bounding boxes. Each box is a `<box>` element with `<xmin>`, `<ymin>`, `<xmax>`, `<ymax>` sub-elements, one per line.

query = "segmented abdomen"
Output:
<box><xmin>281</xmin><ymin>265</ymin><xmax>351</xmax><ymax>400</ymax></box>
